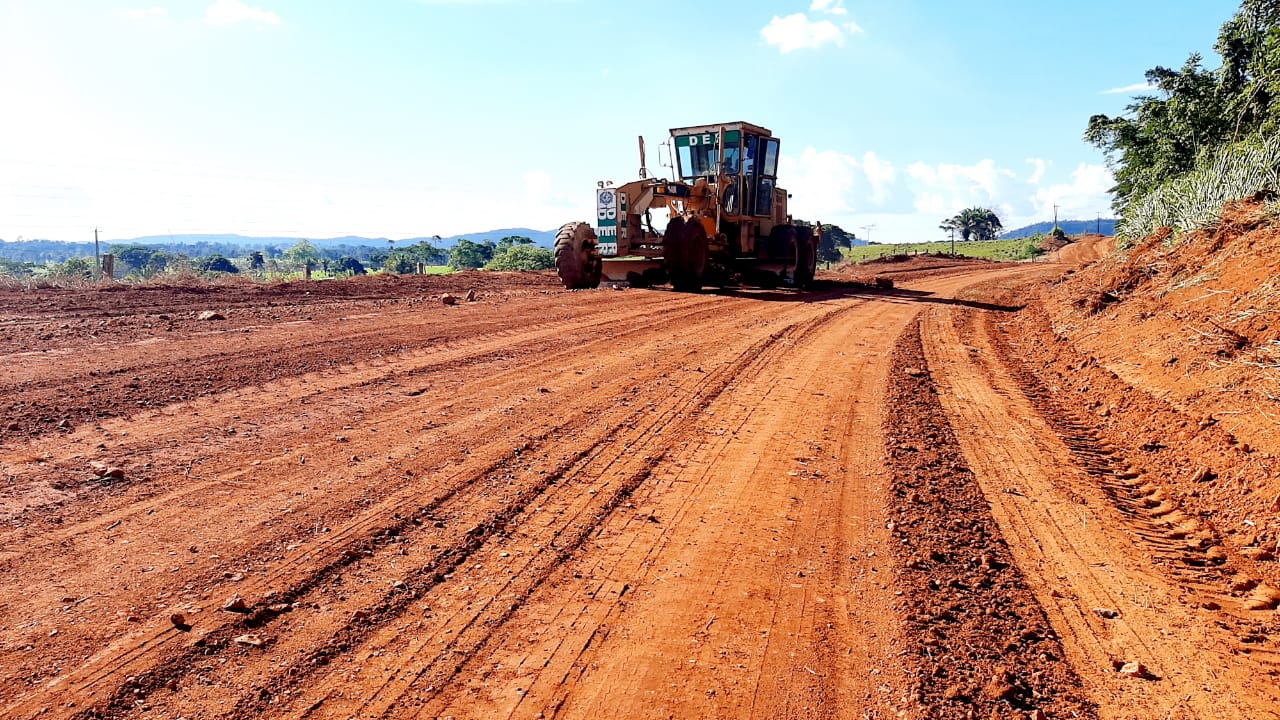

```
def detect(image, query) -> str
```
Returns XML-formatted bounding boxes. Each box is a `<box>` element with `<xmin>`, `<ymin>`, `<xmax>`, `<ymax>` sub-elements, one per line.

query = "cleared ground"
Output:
<box><xmin>0</xmin><ymin>254</ymin><xmax>1274</xmax><ymax>719</ymax></box>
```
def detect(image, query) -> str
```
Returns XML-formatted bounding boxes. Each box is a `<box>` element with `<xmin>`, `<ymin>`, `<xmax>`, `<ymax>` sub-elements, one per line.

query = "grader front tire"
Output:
<box><xmin>553</xmin><ymin>221</ymin><xmax>602</xmax><ymax>290</ymax></box>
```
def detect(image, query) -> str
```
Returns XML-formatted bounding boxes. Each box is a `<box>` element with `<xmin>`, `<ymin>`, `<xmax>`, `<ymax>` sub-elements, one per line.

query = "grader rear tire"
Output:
<box><xmin>553</xmin><ymin>221</ymin><xmax>602</xmax><ymax>289</ymax></box>
<box><xmin>794</xmin><ymin>225</ymin><xmax>817</xmax><ymax>288</ymax></box>
<box><xmin>669</xmin><ymin>219</ymin><xmax>709</xmax><ymax>293</ymax></box>
<box><xmin>662</xmin><ymin>216</ymin><xmax>687</xmax><ymax>284</ymax></box>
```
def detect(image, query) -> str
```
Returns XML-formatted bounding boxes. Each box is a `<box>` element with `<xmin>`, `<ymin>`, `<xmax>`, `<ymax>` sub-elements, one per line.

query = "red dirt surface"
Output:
<box><xmin>0</xmin><ymin>246</ymin><xmax>1275</xmax><ymax>719</ymax></box>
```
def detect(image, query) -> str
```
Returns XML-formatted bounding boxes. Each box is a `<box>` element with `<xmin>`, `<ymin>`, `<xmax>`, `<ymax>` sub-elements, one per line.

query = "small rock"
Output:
<box><xmin>441</xmin><ymin>294</ymin><xmax>458</xmax><ymax>306</ymax></box>
<box><xmin>169</xmin><ymin>612</ymin><xmax>187</xmax><ymax>629</ymax></box>
<box><xmin>5</xmin><ymin>422</ymin><xmax>18</xmax><ymax>431</ymax></box>
<box><xmin>983</xmin><ymin>674</ymin><xmax>1017</xmax><ymax>701</ymax></box>
<box><xmin>1093</xmin><ymin>607</ymin><xmax>1121</xmax><ymax>619</ymax></box>
<box><xmin>464</xmin><ymin>289</ymin><xmax>477</xmax><ymax>302</ymax></box>
<box><xmin>1118</xmin><ymin>661</ymin><xmax>1149</xmax><ymax>678</ymax></box>
<box><xmin>104</xmin><ymin>467</ymin><xmax>125</xmax><ymax>480</ymax></box>
<box><xmin>942</xmin><ymin>684</ymin><xmax>966</xmax><ymax>702</ymax></box>
<box><xmin>1241</xmin><ymin>547</ymin><xmax>1276</xmax><ymax>562</ymax></box>
<box><xmin>196</xmin><ymin>310</ymin><xmax>226</xmax><ymax>321</ymax></box>
<box><xmin>222</xmin><ymin>595</ymin><xmax>249</xmax><ymax>613</ymax></box>
<box><xmin>233</xmin><ymin>633</ymin><xmax>265</xmax><ymax>648</ymax></box>
<box><xmin>1029</xmin><ymin>710</ymin><xmax>1047</xmax><ymax>720</ymax></box>
<box><xmin>335</xmin><ymin>435</ymin><xmax>348</xmax><ymax>443</ymax></box>
<box><xmin>903</xmin><ymin>367</ymin><xmax>924</xmax><ymax>377</ymax></box>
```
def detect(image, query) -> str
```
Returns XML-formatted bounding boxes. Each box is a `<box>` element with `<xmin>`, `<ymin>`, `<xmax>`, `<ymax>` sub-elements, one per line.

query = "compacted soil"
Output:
<box><xmin>0</xmin><ymin>254</ymin><xmax>1274</xmax><ymax>720</ymax></box>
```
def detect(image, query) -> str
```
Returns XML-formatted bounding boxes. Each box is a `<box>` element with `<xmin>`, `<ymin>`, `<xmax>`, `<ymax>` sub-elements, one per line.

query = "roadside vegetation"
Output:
<box><xmin>843</xmin><ymin>237</ymin><xmax>1047</xmax><ymax>263</ymax></box>
<box><xmin>1087</xmin><ymin>0</ymin><xmax>1280</xmax><ymax>243</ymax></box>
<box><xmin>0</xmin><ymin>234</ymin><xmax>555</xmax><ymax>287</ymax></box>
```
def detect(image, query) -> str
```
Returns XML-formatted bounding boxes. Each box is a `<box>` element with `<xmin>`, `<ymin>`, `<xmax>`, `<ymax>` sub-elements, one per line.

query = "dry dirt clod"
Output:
<box><xmin>222</xmin><ymin>595</ymin><xmax>249</xmax><ymax>613</ymax></box>
<box><xmin>441</xmin><ymin>294</ymin><xmax>458</xmax><ymax>306</ymax></box>
<box><xmin>197</xmin><ymin>310</ymin><xmax>226</xmax><ymax>321</ymax></box>
<box><xmin>1093</xmin><ymin>607</ymin><xmax>1121</xmax><ymax>619</ymax></box>
<box><xmin>1118</xmin><ymin>661</ymin><xmax>1150</xmax><ymax>678</ymax></box>
<box><xmin>233</xmin><ymin>633</ymin><xmax>265</xmax><ymax>648</ymax></box>
<box><xmin>465</xmin><ymin>289</ymin><xmax>477</xmax><ymax>302</ymax></box>
<box><xmin>169</xmin><ymin>613</ymin><xmax>187</xmax><ymax>629</ymax></box>
<box><xmin>983</xmin><ymin>672</ymin><xmax>1018</xmax><ymax>701</ymax></box>
<box><xmin>104</xmin><ymin>467</ymin><xmax>125</xmax><ymax>480</ymax></box>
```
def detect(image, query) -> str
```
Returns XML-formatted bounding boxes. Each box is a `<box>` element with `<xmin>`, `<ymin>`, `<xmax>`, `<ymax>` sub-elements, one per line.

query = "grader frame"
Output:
<box><xmin>554</xmin><ymin>122</ymin><xmax>818</xmax><ymax>292</ymax></box>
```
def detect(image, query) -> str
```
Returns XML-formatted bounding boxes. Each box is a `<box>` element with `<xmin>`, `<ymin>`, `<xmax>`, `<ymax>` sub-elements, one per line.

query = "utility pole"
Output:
<box><xmin>1053</xmin><ymin>204</ymin><xmax>1060</xmax><ymax>231</ymax></box>
<box><xmin>1096</xmin><ymin>213</ymin><xmax>1102</xmax><ymax>234</ymax></box>
<box><xmin>860</xmin><ymin>224</ymin><xmax>875</xmax><ymax>244</ymax></box>
<box><xmin>94</xmin><ymin>228</ymin><xmax>101</xmax><ymax>280</ymax></box>
<box><xmin>950</xmin><ymin>227</ymin><xmax>956</xmax><ymax>256</ymax></box>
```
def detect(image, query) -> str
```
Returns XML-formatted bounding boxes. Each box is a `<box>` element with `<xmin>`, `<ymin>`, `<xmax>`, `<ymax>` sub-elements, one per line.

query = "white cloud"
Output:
<box><xmin>777</xmin><ymin>148</ymin><xmax>901</xmax><ymax>225</ymax></box>
<box><xmin>810</xmin><ymin>0</ymin><xmax>849</xmax><ymax>15</ymax></box>
<box><xmin>1031</xmin><ymin>163</ymin><xmax>1114</xmax><ymax>219</ymax></box>
<box><xmin>120</xmin><ymin>7</ymin><xmax>169</xmax><ymax>21</ymax></box>
<box><xmin>777</xmin><ymin>148</ymin><xmax>1114</xmax><ymax>241</ymax></box>
<box><xmin>204</xmin><ymin>0</ymin><xmax>281</xmax><ymax>27</ymax></box>
<box><xmin>906</xmin><ymin>159</ymin><xmax>1016</xmax><ymax>214</ymax></box>
<box><xmin>1026</xmin><ymin>158</ymin><xmax>1047</xmax><ymax>185</ymax></box>
<box><xmin>761</xmin><ymin>13</ymin><xmax>861</xmax><ymax>53</ymax></box>
<box><xmin>1101</xmin><ymin>82</ymin><xmax>1156</xmax><ymax>95</ymax></box>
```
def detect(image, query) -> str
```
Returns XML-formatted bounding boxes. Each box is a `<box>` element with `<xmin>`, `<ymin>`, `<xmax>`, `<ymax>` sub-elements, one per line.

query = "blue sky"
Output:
<box><xmin>0</xmin><ymin>0</ymin><xmax>1241</xmax><ymax>243</ymax></box>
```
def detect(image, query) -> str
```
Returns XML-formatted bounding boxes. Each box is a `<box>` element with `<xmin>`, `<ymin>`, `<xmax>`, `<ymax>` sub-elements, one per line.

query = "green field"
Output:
<box><xmin>844</xmin><ymin>238</ymin><xmax>1047</xmax><ymax>262</ymax></box>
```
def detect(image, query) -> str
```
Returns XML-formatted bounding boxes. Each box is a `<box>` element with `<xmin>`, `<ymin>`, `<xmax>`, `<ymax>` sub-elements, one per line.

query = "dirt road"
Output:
<box><xmin>0</xmin><ymin>263</ymin><xmax>1273</xmax><ymax>719</ymax></box>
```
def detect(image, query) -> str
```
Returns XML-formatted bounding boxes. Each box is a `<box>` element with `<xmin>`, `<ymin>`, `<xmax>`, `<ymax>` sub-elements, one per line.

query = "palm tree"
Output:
<box><xmin>944</xmin><ymin>207</ymin><xmax>1003</xmax><ymax>242</ymax></box>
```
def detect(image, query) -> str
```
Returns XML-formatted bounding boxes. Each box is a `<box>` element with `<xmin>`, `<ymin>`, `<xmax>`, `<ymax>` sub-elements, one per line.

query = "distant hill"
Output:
<box><xmin>1002</xmin><ymin>219</ymin><xmax>1116</xmax><ymax>239</ymax></box>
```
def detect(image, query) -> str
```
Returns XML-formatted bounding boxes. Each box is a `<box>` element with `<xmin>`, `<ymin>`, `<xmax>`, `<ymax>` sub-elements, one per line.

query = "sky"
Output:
<box><xmin>0</xmin><ymin>0</ymin><xmax>1244</xmax><ymax>244</ymax></box>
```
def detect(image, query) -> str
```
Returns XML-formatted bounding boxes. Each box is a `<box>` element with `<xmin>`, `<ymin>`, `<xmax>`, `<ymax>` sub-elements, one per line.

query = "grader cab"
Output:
<box><xmin>554</xmin><ymin>122</ymin><xmax>819</xmax><ymax>292</ymax></box>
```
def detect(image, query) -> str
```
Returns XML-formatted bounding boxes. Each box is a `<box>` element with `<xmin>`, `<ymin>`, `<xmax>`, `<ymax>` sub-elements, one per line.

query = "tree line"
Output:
<box><xmin>1085</xmin><ymin>0</ymin><xmax>1280</xmax><ymax>214</ymax></box>
<box><xmin>0</xmin><ymin>235</ymin><xmax>555</xmax><ymax>280</ymax></box>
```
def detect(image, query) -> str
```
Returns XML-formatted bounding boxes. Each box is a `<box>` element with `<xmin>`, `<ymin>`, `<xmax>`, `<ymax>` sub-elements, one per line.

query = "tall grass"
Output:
<box><xmin>1118</xmin><ymin>135</ymin><xmax>1280</xmax><ymax>244</ymax></box>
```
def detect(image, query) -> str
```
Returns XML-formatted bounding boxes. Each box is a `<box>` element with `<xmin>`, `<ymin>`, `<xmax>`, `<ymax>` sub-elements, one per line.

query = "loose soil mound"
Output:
<box><xmin>1052</xmin><ymin>233</ymin><xmax>1114</xmax><ymax>264</ymax></box>
<box><xmin>827</xmin><ymin>254</ymin><xmax>1007</xmax><ymax>285</ymax></box>
<box><xmin>885</xmin><ymin>322</ymin><xmax>1096</xmax><ymax>719</ymax></box>
<box><xmin>1015</xmin><ymin>198</ymin><xmax>1280</xmax><ymax>620</ymax></box>
<box><xmin>1043</xmin><ymin>199</ymin><xmax>1280</xmax><ymax>456</ymax></box>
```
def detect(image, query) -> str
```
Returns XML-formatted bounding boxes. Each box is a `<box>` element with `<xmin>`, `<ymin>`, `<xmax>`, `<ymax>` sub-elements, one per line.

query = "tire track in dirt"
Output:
<box><xmin>46</xmin><ymin>303</ymin><xmax>856</xmax><ymax>720</ymax></box>
<box><xmin>0</xmin><ymin>288</ymin><xmax>870</xmax><ymax>712</ymax></box>
<box><xmin>0</xmin><ymin>267</ymin><xmax>1042</xmax><ymax>720</ymax></box>
<box><xmin>390</xmin><ymin>270</ymin><xmax>1042</xmax><ymax>720</ymax></box>
<box><xmin>922</xmin><ymin>302</ymin><xmax>1280</xmax><ymax>719</ymax></box>
<box><xmin>884</xmin><ymin>319</ymin><xmax>1095</xmax><ymax>720</ymax></box>
<box><xmin>0</xmin><ymin>292</ymin><xmax>717</xmax><ymax>440</ymax></box>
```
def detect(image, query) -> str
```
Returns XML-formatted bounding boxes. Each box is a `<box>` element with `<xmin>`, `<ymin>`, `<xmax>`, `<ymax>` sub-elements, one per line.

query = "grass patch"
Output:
<box><xmin>844</xmin><ymin>238</ymin><xmax>1044</xmax><ymax>262</ymax></box>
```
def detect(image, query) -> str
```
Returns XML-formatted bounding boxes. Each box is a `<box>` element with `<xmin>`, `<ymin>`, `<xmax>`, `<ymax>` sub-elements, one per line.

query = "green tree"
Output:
<box><xmin>283</xmin><ymin>240</ymin><xmax>321</xmax><ymax>268</ymax></box>
<box><xmin>248</xmin><ymin>251</ymin><xmax>265</xmax><ymax>270</ymax></box>
<box><xmin>384</xmin><ymin>253</ymin><xmax>417</xmax><ymax>274</ymax></box>
<box><xmin>332</xmin><ymin>256</ymin><xmax>366</xmax><ymax>276</ymax></box>
<box><xmin>484</xmin><ymin>244</ymin><xmax>555</xmax><ymax>271</ymax></box>
<box><xmin>448</xmin><ymin>239</ymin><xmax>495</xmax><ymax>269</ymax></box>
<box><xmin>110</xmin><ymin>244</ymin><xmax>168</xmax><ymax>276</ymax></box>
<box><xmin>196</xmin><ymin>254</ymin><xmax>239</xmax><ymax>273</ymax></box>
<box><xmin>1085</xmin><ymin>1</ymin><xmax>1280</xmax><ymax>212</ymax></box>
<box><xmin>820</xmin><ymin>224</ymin><xmax>857</xmax><ymax>249</ymax></box>
<box><xmin>943</xmin><ymin>207</ymin><xmax>1003</xmax><ymax>241</ymax></box>
<box><xmin>52</xmin><ymin>257</ymin><xmax>95</xmax><ymax>279</ymax></box>
<box><xmin>496</xmin><ymin>235</ymin><xmax>534</xmax><ymax>251</ymax></box>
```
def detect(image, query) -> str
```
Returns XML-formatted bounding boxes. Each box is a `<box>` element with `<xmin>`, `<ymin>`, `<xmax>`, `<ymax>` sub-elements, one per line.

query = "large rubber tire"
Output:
<box><xmin>553</xmin><ymin>221</ymin><xmax>602</xmax><ymax>289</ymax></box>
<box><xmin>669</xmin><ymin>219</ymin><xmax>709</xmax><ymax>292</ymax></box>
<box><xmin>794</xmin><ymin>225</ymin><xmax>817</xmax><ymax>288</ymax></box>
<box><xmin>661</xmin><ymin>216</ymin><xmax>687</xmax><ymax>283</ymax></box>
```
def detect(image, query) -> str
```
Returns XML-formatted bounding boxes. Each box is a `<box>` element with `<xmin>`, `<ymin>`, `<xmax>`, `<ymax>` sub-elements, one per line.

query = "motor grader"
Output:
<box><xmin>554</xmin><ymin>122</ymin><xmax>819</xmax><ymax>292</ymax></box>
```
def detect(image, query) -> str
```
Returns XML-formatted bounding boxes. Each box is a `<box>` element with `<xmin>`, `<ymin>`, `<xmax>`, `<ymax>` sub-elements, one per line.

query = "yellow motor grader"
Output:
<box><xmin>554</xmin><ymin>122</ymin><xmax>819</xmax><ymax>292</ymax></box>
